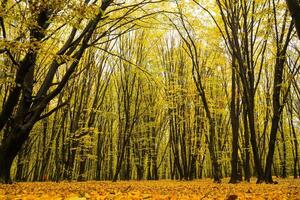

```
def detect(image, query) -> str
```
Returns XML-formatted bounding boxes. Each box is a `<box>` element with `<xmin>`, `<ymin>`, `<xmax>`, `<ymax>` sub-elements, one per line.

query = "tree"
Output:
<box><xmin>229</xmin><ymin>56</ymin><xmax>241</xmax><ymax>183</ymax></box>
<box><xmin>264</xmin><ymin>5</ymin><xmax>294</xmax><ymax>183</ymax></box>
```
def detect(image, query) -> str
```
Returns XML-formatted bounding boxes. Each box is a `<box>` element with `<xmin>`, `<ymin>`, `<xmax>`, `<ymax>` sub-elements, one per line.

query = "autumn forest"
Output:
<box><xmin>0</xmin><ymin>0</ymin><xmax>300</xmax><ymax>198</ymax></box>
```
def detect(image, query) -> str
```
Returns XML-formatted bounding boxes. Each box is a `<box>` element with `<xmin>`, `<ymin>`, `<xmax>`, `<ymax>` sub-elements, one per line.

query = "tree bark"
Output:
<box><xmin>0</xmin><ymin>127</ymin><xmax>31</xmax><ymax>183</ymax></box>
<box><xmin>248</xmin><ymin>99</ymin><xmax>265</xmax><ymax>183</ymax></box>
<box><xmin>243</xmin><ymin>103</ymin><xmax>251</xmax><ymax>182</ymax></box>
<box><xmin>229</xmin><ymin>62</ymin><xmax>240</xmax><ymax>183</ymax></box>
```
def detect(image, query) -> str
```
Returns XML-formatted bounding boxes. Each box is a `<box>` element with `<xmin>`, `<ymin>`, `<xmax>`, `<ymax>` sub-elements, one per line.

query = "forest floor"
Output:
<box><xmin>0</xmin><ymin>178</ymin><xmax>300</xmax><ymax>200</ymax></box>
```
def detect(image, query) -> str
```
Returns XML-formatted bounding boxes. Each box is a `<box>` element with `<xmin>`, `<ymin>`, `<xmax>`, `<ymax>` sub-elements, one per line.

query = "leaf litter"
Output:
<box><xmin>0</xmin><ymin>178</ymin><xmax>299</xmax><ymax>199</ymax></box>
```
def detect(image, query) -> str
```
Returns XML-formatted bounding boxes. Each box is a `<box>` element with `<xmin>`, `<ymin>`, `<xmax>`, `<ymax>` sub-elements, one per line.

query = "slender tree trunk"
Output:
<box><xmin>280</xmin><ymin>125</ymin><xmax>287</xmax><ymax>178</ymax></box>
<box><xmin>113</xmin><ymin>134</ymin><xmax>129</xmax><ymax>182</ymax></box>
<box><xmin>208</xmin><ymin>120</ymin><xmax>221</xmax><ymax>183</ymax></box>
<box><xmin>265</xmin><ymin>115</ymin><xmax>281</xmax><ymax>182</ymax></box>
<box><xmin>248</xmin><ymin>98</ymin><xmax>264</xmax><ymax>183</ymax></box>
<box><xmin>151</xmin><ymin>126</ymin><xmax>158</xmax><ymax>180</ymax></box>
<box><xmin>290</xmin><ymin>110</ymin><xmax>299</xmax><ymax>178</ymax></box>
<box><xmin>229</xmin><ymin>64</ymin><xmax>240</xmax><ymax>183</ymax></box>
<box><xmin>77</xmin><ymin>148</ymin><xmax>87</xmax><ymax>181</ymax></box>
<box><xmin>243</xmin><ymin>103</ymin><xmax>251</xmax><ymax>182</ymax></box>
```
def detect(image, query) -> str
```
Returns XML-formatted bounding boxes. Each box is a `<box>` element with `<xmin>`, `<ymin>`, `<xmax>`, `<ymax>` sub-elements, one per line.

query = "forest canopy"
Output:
<box><xmin>0</xmin><ymin>0</ymin><xmax>300</xmax><ymax>185</ymax></box>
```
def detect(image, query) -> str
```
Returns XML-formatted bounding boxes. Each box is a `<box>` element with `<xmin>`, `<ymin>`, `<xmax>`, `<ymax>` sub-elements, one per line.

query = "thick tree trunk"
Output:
<box><xmin>0</xmin><ymin>150</ymin><xmax>14</xmax><ymax>183</ymax></box>
<box><xmin>0</xmin><ymin>128</ymin><xmax>31</xmax><ymax>183</ymax></box>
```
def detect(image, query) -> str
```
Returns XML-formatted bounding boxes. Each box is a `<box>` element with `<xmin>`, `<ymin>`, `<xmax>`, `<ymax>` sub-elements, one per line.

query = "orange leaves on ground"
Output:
<box><xmin>0</xmin><ymin>179</ymin><xmax>299</xmax><ymax>200</ymax></box>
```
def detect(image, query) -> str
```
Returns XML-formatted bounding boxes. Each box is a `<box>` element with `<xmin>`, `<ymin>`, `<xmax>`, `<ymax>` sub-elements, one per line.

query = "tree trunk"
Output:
<box><xmin>77</xmin><ymin>149</ymin><xmax>87</xmax><ymax>181</ymax></box>
<box><xmin>112</xmin><ymin>136</ymin><xmax>129</xmax><ymax>182</ymax></box>
<box><xmin>280</xmin><ymin>125</ymin><xmax>287</xmax><ymax>178</ymax></box>
<box><xmin>290</xmin><ymin>111</ymin><xmax>299</xmax><ymax>178</ymax></box>
<box><xmin>243</xmin><ymin>104</ymin><xmax>251</xmax><ymax>182</ymax></box>
<box><xmin>265</xmin><ymin>115</ymin><xmax>280</xmax><ymax>183</ymax></box>
<box><xmin>229</xmin><ymin>64</ymin><xmax>240</xmax><ymax>183</ymax></box>
<box><xmin>0</xmin><ymin>150</ymin><xmax>14</xmax><ymax>183</ymax></box>
<box><xmin>0</xmin><ymin>128</ymin><xmax>31</xmax><ymax>183</ymax></box>
<box><xmin>150</xmin><ymin>123</ymin><xmax>159</xmax><ymax>180</ymax></box>
<box><xmin>247</xmin><ymin>98</ymin><xmax>265</xmax><ymax>183</ymax></box>
<box><xmin>208</xmin><ymin>120</ymin><xmax>221</xmax><ymax>183</ymax></box>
